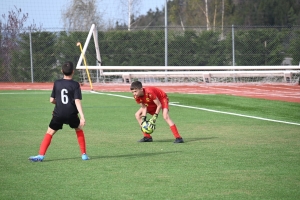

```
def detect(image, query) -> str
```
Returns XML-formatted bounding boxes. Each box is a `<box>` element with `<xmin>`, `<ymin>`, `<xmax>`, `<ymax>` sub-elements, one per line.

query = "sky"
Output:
<box><xmin>0</xmin><ymin>0</ymin><xmax>165</xmax><ymax>30</ymax></box>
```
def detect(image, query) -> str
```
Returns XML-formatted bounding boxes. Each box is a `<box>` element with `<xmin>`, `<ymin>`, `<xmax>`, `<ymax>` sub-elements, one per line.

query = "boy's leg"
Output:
<box><xmin>135</xmin><ymin>107</ymin><xmax>146</xmax><ymax>125</ymax></box>
<box><xmin>143</xmin><ymin>132</ymin><xmax>152</xmax><ymax>138</ymax></box>
<box><xmin>75</xmin><ymin>129</ymin><xmax>86</xmax><ymax>154</ymax></box>
<box><xmin>170</xmin><ymin>124</ymin><xmax>184</xmax><ymax>143</ymax></box>
<box><xmin>170</xmin><ymin>124</ymin><xmax>181</xmax><ymax>138</ymax></box>
<box><xmin>39</xmin><ymin>133</ymin><xmax>53</xmax><ymax>155</ymax></box>
<box><xmin>75</xmin><ymin>128</ymin><xmax>89</xmax><ymax>160</ymax></box>
<box><xmin>29</xmin><ymin>128</ymin><xmax>56</xmax><ymax>162</ymax></box>
<box><xmin>69</xmin><ymin>115</ymin><xmax>89</xmax><ymax>160</ymax></box>
<box><xmin>138</xmin><ymin>132</ymin><xmax>153</xmax><ymax>142</ymax></box>
<box><xmin>136</xmin><ymin>108</ymin><xmax>153</xmax><ymax>142</ymax></box>
<box><xmin>162</xmin><ymin>109</ymin><xmax>184</xmax><ymax>143</ymax></box>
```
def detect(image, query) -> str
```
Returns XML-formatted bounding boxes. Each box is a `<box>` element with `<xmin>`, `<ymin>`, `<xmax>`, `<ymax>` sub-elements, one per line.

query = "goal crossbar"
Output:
<box><xmin>102</xmin><ymin>70</ymin><xmax>298</xmax><ymax>76</ymax></box>
<box><xmin>76</xmin><ymin>66</ymin><xmax>300</xmax><ymax>70</ymax></box>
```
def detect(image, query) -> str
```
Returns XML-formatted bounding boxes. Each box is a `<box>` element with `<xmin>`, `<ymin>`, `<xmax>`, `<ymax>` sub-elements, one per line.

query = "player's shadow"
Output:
<box><xmin>92</xmin><ymin>151</ymin><xmax>181</xmax><ymax>160</ymax></box>
<box><xmin>155</xmin><ymin>137</ymin><xmax>218</xmax><ymax>143</ymax></box>
<box><xmin>41</xmin><ymin>137</ymin><xmax>217</xmax><ymax>162</ymax></box>
<box><xmin>44</xmin><ymin>151</ymin><xmax>180</xmax><ymax>162</ymax></box>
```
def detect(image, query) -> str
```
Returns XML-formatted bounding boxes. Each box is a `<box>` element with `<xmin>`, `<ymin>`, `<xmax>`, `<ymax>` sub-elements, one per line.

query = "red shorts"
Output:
<box><xmin>147</xmin><ymin>97</ymin><xmax>169</xmax><ymax>115</ymax></box>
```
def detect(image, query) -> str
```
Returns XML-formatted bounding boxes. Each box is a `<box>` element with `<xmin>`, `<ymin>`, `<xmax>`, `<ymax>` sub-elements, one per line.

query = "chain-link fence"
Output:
<box><xmin>1</xmin><ymin>25</ymin><xmax>300</xmax><ymax>83</ymax></box>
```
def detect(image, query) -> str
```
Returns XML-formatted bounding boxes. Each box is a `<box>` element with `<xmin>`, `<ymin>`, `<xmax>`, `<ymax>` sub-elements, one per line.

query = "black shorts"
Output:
<box><xmin>49</xmin><ymin>115</ymin><xmax>80</xmax><ymax>130</ymax></box>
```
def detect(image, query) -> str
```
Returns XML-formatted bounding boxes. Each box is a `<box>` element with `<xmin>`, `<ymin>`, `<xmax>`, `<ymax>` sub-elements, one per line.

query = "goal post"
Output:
<box><xmin>76</xmin><ymin>24</ymin><xmax>102</xmax><ymax>87</ymax></box>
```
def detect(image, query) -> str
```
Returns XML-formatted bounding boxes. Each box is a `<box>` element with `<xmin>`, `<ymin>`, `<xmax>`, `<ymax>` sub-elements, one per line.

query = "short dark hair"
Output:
<box><xmin>130</xmin><ymin>81</ymin><xmax>143</xmax><ymax>90</ymax></box>
<box><xmin>62</xmin><ymin>61</ymin><xmax>74</xmax><ymax>76</ymax></box>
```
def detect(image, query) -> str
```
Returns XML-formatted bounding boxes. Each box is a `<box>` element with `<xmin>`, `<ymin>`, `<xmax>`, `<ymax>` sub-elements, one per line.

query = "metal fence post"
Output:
<box><xmin>29</xmin><ymin>29</ymin><xmax>34</xmax><ymax>83</ymax></box>
<box><xmin>165</xmin><ymin>0</ymin><xmax>168</xmax><ymax>82</ymax></box>
<box><xmin>232</xmin><ymin>25</ymin><xmax>236</xmax><ymax>82</ymax></box>
<box><xmin>232</xmin><ymin>24</ymin><xmax>235</xmax><ymax>66</ymax></box>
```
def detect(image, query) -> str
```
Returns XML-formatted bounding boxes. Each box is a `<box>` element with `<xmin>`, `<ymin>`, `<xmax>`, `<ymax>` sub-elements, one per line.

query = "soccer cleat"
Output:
<box><xmin>28</xmin><ymin>155</ymin><xmax>44</xmax><ymax>162</ymax></box>
<box><xmin>82</xmin><ymin>153</ymin><xmax>89</xmax><ymax>160</ymax></box>
<box><xmin>138</xmin><ymin>137</ymin><xmax>153</xmax><ymax>142</ymax></box>
<box><xmin>174</xmin><ymin>137</ymin><xmax>184</xmax><ymax>143</ymax></box>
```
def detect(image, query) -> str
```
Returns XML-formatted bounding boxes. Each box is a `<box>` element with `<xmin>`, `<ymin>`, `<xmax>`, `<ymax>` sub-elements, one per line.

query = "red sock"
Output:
<box><xmin>143</xmin><ymin>132</ymin><xmax>152</xmax><ymax>138</ymax></box>
<box><xmin>76</xmin><ymin>130</ymin><xmax>86</xmax><ymax>154</ymax></box>
<box><xmin>170</xmin><ymin>124</ymin><xmax>181</xmax><ymax>138</ymax></box>
<box><xmin>39</xmin><ymin>133</ymin><xmax>53</xmax><ymax>155</ymax></box>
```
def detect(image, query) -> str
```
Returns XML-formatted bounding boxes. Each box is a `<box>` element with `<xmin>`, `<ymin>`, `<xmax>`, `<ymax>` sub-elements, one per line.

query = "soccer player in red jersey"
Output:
<box><xmin>130</xmin><ymin>81</ymin><xmax>184</xmax><ymax>143</ymax></box>
<box><xmin>28</xmin><ymin>61</ymin><xmax>89</xmax><ymax>161</ymax></box>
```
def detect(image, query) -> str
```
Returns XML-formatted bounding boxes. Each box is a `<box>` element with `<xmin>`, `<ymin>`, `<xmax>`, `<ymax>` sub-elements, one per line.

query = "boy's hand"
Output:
<box><xmin>80</xmin><ymin>118</ymin><xmax>86</xmax><ymax>127</ymax></box>
<box><xmin>149</xmin><ymin>114</ymin><xmax>158</xmax><ymax>124</ymax></box>
<box><xmin>148</xmin><ymin>122</ymin><xmax>156</xmax><ymax>130</ymax></box>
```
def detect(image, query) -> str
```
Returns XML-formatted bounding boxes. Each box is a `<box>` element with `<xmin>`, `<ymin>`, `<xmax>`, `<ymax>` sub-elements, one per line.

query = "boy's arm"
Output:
<box><xmin>153</xmin><ymin>98</ymin><xmax>161</xmax><ymax>115</ymax></box>
<box><xmin>140</xmin><ymin>103</ymin><xmax>148</xmax><ymax>116</ymax></box>
<box><xmin>75</xmin><ymin>99</ymin><xmax>85</xmax><ymax>127</ymax></box>
<box><xmin>148</xmin><ymin>98</ymin><xmax>161</xmax><ymax>124</ymax></box>
<box><xmin>50</xmin><ymin>97</ymin><xmax>56</xmax><ymax>104</ymax></box>
<box><xmin>139</xmin><ymin>103</ymin><xmax>148</xmax><ymax>124</ymax></box>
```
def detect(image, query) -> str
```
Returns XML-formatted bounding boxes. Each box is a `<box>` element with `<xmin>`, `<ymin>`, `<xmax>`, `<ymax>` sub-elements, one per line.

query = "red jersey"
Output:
<box><xmin>134</xmin><ymin>87</ymin><xmax>168</xmax><ymax>108</ymax></box>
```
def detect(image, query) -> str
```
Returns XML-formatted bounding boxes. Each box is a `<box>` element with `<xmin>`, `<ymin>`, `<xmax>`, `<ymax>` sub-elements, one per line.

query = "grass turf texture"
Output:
<box><xmin>0</xmin><ymin>90</ymin><xmax>299</xmax><ymax>199</ymax></box>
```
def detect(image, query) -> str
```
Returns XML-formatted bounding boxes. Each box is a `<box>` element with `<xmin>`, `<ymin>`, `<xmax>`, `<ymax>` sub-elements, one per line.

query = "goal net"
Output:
<box><xmin>77</xmin><ymin>65</ymin><xmax>300</xmax><ymax>85</ymax></box>
<box><xmin>115</xmin><ymin>70</ymin><xmax>300</xmax><ymax>84</ymax></box>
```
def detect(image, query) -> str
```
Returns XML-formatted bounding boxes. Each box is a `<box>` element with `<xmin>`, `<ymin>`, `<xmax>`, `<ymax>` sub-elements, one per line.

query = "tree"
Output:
<box><xmin>135</xmin><ymin>8</ymin><xmax>165</xmax><ymax>28</ymax></box>
<box><xmin>287</xmin><ymin>7</ymin><xmax>298</xmax><ymax>25</ymax></box>
<box><xmin>0</xmin><ymin>6</ymin><xmax>40</xmax><ymax>81</ymax></box>
<box><xmin>11</xmin><ymin>31</ymin><xmax>58</xmax><ymax>82</ymax></box>
<box><xmin>150</xmin><ymin>0</ymin><xmax>300</xmax><ymax>27</ymax></box>
<box><xmin>169</xmin><ymin>0</ymin><xmax>225</xmax><ymax>29</ymax></box>
<box><xmin>118</xmin><ymin>0</ymin><xmax>141</xmax><ymax>30</ymax></box>
<box><xmin>62</xmin><ymin>0</ymin><xmax>105</xmax><ymax>31</ymax></box>
<box><xmin>232</xmin><ymin>0</ymin><xmax>300</xmax><ymax>26</ymax></box>
<box><xmin>289</xmin><ymin>30</ymin><xmax>300</xmax><ymax>65</ymax></box>
<box><xmin>234</xmin><ymin>29</ymin><xmax>285</xmax><ymax>66</ymax></box>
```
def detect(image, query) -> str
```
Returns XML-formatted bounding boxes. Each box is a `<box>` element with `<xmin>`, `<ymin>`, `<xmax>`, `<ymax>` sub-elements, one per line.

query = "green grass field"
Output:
<box><xmin>0</xmin><ymin>90</ymin><xmax>300</xmax><ymax>200</ymax></box>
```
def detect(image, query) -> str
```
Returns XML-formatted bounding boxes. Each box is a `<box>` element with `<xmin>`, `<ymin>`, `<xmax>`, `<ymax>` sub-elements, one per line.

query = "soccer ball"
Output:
<box><xmin>141</xmin><ymin>121</ymin><xmax>154</xmax><ymax>134</ymax></box>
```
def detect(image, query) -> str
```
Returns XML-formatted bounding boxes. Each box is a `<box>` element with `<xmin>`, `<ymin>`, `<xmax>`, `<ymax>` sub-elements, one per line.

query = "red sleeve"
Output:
<box><xmin>134</xmin><ymin>95</ymin><xmax>141</xmax><ymax>104</ymax></box>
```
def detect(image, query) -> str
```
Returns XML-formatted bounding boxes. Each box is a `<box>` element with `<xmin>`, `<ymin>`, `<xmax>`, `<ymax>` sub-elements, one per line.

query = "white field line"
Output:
<box><xmin>90</xmin><ymin>90</ymin><xmax>132</xmax><ymax>99</ymax></box>
<box><xmin>169</xmin><ymin>103</ymin><xmax>300</xmax><ymax>126</ymax></box>
<box><xmin>0</xmin><ymin>92</ymin><xmax>50</xmax><ymax>95</ymax></box>
<box><xmin>90</xmin><ymin>91</ymin><xmax>300</xmax><ymax>126</ymax></box>
<box><xmin>2</xmin><ymin>91</ymin><xmax>298</xmax><ymax>126</ymax></box>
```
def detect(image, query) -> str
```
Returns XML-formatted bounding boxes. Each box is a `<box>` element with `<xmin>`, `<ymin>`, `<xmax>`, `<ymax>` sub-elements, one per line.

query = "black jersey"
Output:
<box><xmin>51</xmin><ymin>79</ymin><xmax>82</xmax><ymax>118</ymax></box>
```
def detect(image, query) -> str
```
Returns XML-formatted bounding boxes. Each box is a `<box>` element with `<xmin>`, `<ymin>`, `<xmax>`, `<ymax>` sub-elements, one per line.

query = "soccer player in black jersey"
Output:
<box><xmin>29</xmin><ymin>61</ymin><xmax>89</xmax><ymax>161</ymax></box>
